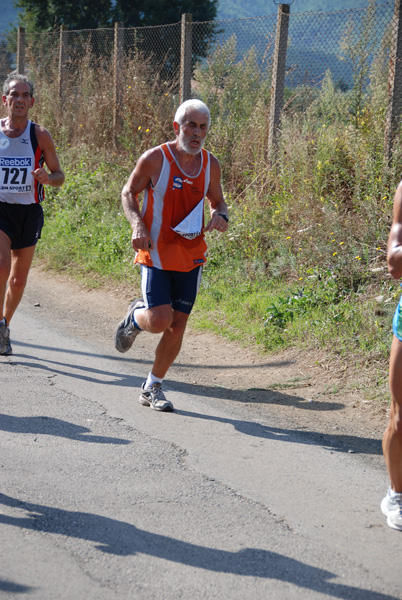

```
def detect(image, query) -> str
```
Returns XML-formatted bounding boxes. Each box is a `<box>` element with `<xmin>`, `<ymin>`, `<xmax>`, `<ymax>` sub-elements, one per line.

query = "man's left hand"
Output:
<box><xmin>32</xmin><ymin>168</ymin><xmax>51</xmax><ymax>185</ymax></box>
<box><xmin>203</xmin><ymin>212</ymin><xmax>229</xmax><ymax>233</ymax></box>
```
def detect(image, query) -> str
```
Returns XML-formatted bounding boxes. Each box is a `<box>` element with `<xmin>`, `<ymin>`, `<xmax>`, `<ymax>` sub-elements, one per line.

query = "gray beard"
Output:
<box><xmin>178</xmin><ymin>133</ymin><xmax>204</xmax><ymax>155</ymax></box>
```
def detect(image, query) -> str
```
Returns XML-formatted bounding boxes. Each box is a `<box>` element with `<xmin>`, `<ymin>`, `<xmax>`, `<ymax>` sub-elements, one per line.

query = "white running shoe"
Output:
<box><xmin>381</xmin><ymin>487</ymin><xmax>402</xmax><ymax>531</ymax></box>
<box><xmin>139</xmin><ymin>382</ymin><xmax>173</xmax><ymax>412</ymax></box>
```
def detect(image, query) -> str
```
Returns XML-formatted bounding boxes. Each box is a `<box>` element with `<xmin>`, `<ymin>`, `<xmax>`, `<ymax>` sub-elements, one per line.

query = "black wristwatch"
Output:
<box><xmin>218</xmin><ymin>213</ymin><xmax>229</xmax><ymax>223</ymax></box>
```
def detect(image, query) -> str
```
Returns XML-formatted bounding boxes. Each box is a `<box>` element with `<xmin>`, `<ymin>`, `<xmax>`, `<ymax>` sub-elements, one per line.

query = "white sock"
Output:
<box><xmin>145</xmin><ymin>372</ymin><xmax>163</xmax><ymax>389</ymax></box>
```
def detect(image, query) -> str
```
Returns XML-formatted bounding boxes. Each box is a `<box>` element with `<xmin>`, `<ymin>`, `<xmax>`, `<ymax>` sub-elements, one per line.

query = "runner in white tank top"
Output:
<box><xmin>0</xmin><ymin>118</ymin><xmax>45</xmax><ymax>205</ymax></box>
<box><xmin>0</xmin><ymin>74</ymin><xmax>64</xmax><ymax>355</ymax></box>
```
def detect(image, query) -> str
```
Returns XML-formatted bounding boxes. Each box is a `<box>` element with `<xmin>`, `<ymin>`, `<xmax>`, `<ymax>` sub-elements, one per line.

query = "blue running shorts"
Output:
<box><xmin>393</xmin><ymin>292</ymin><xmax>402</xmax><ymax>341</ymax></box>
<box><xmin>141</xmin><ymin>265</ymin><xmax>203</xmax><ymax>315</ymax></box>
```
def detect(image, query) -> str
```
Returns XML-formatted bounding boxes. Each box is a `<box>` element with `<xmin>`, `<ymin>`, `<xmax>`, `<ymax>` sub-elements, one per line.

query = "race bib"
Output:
<box><xmin>0</xmin><ymin>156</ymin><xmax>33</xmax><ymax>193</ymax></box>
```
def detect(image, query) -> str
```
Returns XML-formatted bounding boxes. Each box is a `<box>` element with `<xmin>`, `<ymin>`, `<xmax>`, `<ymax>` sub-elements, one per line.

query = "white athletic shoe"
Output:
<box><xmin>381</xmin><ymin>487</ymin><xmax>402</xmax><ymax>531</ymax></box>
<box><xmin>139</xmin><ymin>383</ymin><xmax>173</xmax><ymax>412</ymax></box>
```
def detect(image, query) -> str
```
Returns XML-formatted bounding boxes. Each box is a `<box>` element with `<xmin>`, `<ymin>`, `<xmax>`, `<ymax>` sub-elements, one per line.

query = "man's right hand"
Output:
<box><xmin>131</xmin><ymin>225</ymin><xmax>153</xmax><ymax>251</ymax></box>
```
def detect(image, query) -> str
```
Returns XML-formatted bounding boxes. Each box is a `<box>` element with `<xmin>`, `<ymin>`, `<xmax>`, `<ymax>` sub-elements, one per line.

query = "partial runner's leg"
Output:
<box><xmin>5</xmin><ymin>244</ymin><xmax>36</xmax><ymax>324</ymax></box>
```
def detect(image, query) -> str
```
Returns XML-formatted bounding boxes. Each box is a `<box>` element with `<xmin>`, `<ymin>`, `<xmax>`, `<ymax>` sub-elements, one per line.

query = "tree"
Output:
<box><xmin>13</xmin><ymin>0</ymin><xmax>218</xmax><ymax>85</ymax></box>
<box><xmin>113</xmin><ymin>0</ymin><xmax>217</xmax><ymax>27</ymax></box>
<box><xmin>14</xmin><ymin>0</ymin><xmax>113</xmax><ymax>31</ymax></box>
<box><xmin>112</xmin><ymin>0</ymin><xmax>218</xmax><ymax>82</ymax></box>
<box><xmin>0</xmin><ymin>37</ymin><xmax>13</xmax><ymax>79</ymax></box>
<box><xmin>13</xmin><ymin>0</ymin><xmax>218</xmax><ymax>32</ymax></box>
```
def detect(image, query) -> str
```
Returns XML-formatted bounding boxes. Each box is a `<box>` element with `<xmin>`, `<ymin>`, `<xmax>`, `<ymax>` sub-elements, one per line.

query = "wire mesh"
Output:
<box><xmin>285</xmin><ymin>3</ymin><xmax>394</xmax><ymax>90</ymax></box>
<box><xmin>0</xmin><ymin>1</ymin><xmax>398</xmax><ymax>150</ymax></box>
<box><xmin>194</xmin><ymin>14</ymin><xmax>278</xmax><ymax>72</ymax></box>
<box><xmin>1</xmin><ymin>3</ymin><xmax>395</xmax><ymax>92</ymax></box>
<box><xmin>124</xmin><ymin>22</ymin><xmax>181</xmax><ymax>80</ymax></box>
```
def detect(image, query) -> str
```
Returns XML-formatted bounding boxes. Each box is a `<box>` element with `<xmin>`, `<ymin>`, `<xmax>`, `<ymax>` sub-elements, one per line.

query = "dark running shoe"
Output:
<box><xmin>0</xmin><ymin>321</ymin><xmax>12</xmax><ymax>355</ymax></box>
<box><xmin>114</xmin><ymin>298</ymin><xmax>144</xmax><ymax>353</ymax></box>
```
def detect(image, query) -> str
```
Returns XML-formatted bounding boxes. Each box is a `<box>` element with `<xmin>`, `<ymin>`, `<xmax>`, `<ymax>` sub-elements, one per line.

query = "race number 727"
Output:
<box><xmin>2</xmin><ymin>167</ymin><xmax>28</xmax><ymax>184</ymax></box>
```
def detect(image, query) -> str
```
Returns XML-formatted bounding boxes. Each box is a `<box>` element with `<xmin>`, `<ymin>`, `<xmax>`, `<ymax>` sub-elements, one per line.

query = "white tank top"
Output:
<box><xmin>0</xmin><ymin>119</ymin><xmax>44</xmax><ymax>205</ymax></box>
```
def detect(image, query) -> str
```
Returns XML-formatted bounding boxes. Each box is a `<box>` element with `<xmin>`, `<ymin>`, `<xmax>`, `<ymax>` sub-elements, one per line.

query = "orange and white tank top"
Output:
<box><xmin>0</xmin><ymin>120</ymin><xmax>44</xmax><ymax>204</ymax></box>
<box><xmin>134</xmin><ymin>143</ymin><xmax>211</xmax><ymax>272</ymax></box>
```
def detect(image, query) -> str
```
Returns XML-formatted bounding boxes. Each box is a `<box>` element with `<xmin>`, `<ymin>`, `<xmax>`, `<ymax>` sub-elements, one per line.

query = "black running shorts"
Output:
<box><xmin>0</xmin><ymin>201</ymin><xmax>44</xmax><ymax>249</ymax></box>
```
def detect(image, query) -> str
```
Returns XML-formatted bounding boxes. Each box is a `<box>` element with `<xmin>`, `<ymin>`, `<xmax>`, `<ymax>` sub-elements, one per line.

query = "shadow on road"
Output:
<box><xmin>6</xmin><ymin>343</ymin><xmax>343</xmax><ymax>413</ymax></box>
<box><xmin>0</xmin><ymin>578</ymin><xmax>33</xmax><ymax>593</ymax></box>
<box><xmin>9</xmin><ymin>339</ymin><xmax>295</xmax><ymax>371</ymax></box>
<box><xmin>2</xmin><ymin>342</ymin><xmax>383</xmax><ymax>455</ymax></box>
<box><xmin>0</xmin><ymin>414</ymin><xmax>131</xmax><ymax>445</ymax></box>
<box><xmin>0</xmin><ymin>493</ymin><xmax>397</xmax><ymax>600</ymax></box>
<box><xmin>174</xmin><ymin>408</ymin><xmax>382</xmax><ymax>455</ymax></box>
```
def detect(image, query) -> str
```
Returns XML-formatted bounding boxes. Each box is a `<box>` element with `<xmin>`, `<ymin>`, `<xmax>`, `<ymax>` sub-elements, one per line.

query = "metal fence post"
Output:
<box><xmin>384</xmin><ymin>0</ymin><xmax>402</xmax><ymax>163</ymax></box>
<box><xmin>58</xmin><ymin>25</ymin><xmax>67</xmax><ymax>102</ymax></box>
<box><xmin>180</xmin><ymin>13</ymin><xmax>193</xmax><ymax>103</ymax></box>
<box><xmin>268</xmin><ymin>4</ymin><xmax>290</xmax><ymax>164</ymax></box>
<box><xmin>16</xmin><ymin>27</ymin><xmax>25</xmax><ymax>74</ymax></box>
<box><xmin>113</xmin><ymin>22</ymin><xmax>124</xmax><ymax>146</ymax></box>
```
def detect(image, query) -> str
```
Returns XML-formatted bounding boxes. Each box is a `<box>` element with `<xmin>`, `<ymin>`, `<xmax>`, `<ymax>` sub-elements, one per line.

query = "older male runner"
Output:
<box><xmin>0</xmin><ymin>74</ymin><xmax>64</xmax><ymax>355</ymax></box>
<box><xmin>114</xmin><ymin>99</ymin><xmax>229</xmax><ymax>411</ymax></box>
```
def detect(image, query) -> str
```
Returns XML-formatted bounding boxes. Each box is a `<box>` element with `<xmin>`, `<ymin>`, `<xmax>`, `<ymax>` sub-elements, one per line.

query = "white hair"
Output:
<box><xmin>174</xmin><ymin>99</ymin><xmax>211</xmax><ymax>128</ymax></box>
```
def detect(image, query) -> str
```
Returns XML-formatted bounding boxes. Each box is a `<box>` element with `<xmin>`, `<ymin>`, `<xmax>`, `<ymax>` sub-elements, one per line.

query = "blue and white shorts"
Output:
<box><xmin>141</xmin><ymin>265</ymin><xmax>203</xmax><ymax>315</ymax></box>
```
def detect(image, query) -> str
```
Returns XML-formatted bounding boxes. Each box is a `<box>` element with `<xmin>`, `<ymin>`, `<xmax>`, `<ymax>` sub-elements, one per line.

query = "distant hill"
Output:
<box><xmin>217</xmin><ymin>0</ymin><xmax>374</xmax><ymax>19</ymax></box>
<box><xmin>0</xmin><ymin>0</ymin><xmax>18</xmax><ymax>35</ymax></box>
<box><xmin>0</xmin><ymin>0</ymin><xmax>379</xmax><ymax>35</ymax></box>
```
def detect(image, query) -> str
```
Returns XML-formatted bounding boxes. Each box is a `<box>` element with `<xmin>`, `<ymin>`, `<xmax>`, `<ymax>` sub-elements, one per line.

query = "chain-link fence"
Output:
<box><xmin>285</xmin><ymin>4</ymin><xmax>392</xmax><ymax>89</ymax></box>
<box><xmin>4</xmin><ymin>3</ymin><xmax>395</xmax><ymax>86</ymax></box>
<box><xmin>213</xmin><ymin>3</ymin><xmax>392</xmax><ymax>90</ymax></box>
<box><xmin>85</xmin><ymin>4</ymin><xmax>392</xmax><ymax>89</ymax></box>
<box><xmin>0</xmin><ymin>1</ymin><xmax>398</xmax><ymax>152</ymax></box>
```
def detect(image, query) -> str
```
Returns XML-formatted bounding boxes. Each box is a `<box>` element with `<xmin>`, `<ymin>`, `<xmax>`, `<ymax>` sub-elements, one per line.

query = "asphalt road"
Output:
<box><xmin>1</xmin><ymin>277</ymin><xmax>401</xmax><ymax>600</ymax></box>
